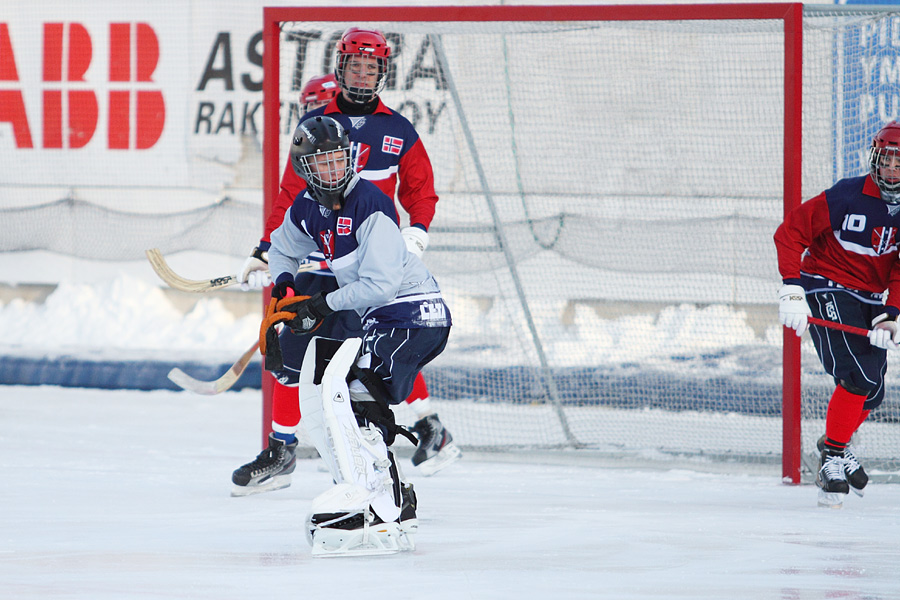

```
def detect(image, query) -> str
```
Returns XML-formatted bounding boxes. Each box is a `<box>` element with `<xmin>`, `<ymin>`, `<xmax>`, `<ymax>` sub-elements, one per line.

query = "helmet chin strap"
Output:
<box><xmin>343</xmin><ymin>86</ymin><xmax>378</xmax><ymax>105</ymax></box>
<box><xmin>309</xmin><ymin>187</ymin><xmax>344</xmax><ymax>211</ymax></box>
<box><xmin>308</xmin><ymin>166</ymin><xmax>358</xmax><ymax>212</ymax></box>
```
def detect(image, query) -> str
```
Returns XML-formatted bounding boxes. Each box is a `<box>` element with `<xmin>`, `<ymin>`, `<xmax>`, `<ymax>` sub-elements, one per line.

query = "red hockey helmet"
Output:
<box><xmin>869</xmin><ymin>120</ymin><xmax>900</xmax><ymax>204</ymax></box>
<box><xmin>300</xmin><ymin>74</ymin><xmax>339</xmax><ymax>113</ymax></box>
<box><xmin>334</xmin><ymin>27</ymin><xmax>391</xmax><ymax>104</ymax></box>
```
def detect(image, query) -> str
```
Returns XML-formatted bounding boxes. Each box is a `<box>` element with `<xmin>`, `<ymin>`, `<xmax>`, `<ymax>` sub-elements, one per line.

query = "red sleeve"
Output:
<box><xmin>773</xmin><ymin>192</ymin><xmax>832</xmax><ymax>282</ymax></box>
<box><xmin>887</xmin><ymin>269</ymin><xmax>900</xmax><ymax>315</ymax></box>
<box><xmin>396</xmin><ymin>139</ymin><xmax>438</xmax><ymax>230</ymax></box>
<box><xmin>260</xmin><ymin>157</ymin><xmax>308</xmax><ymax>247</ymax></box>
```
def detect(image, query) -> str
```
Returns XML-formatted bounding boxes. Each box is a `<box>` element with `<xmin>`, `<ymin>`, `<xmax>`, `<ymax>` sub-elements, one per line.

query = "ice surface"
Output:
<box><xmin>1</xmin><ymin>385</ymin><xmax>899</xmax><ymax>599</ymax></box>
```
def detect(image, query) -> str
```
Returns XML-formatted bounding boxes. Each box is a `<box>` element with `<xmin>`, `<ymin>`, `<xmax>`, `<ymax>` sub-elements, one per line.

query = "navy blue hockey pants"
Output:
<box><xmin>802</xmin><ymin>274</ymin><xmax>887</xmax><ymax>410</ymax></box>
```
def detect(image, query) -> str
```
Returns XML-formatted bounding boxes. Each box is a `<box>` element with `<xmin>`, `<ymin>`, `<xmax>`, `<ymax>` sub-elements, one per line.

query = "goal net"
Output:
<box><xmin>263</xmin><ymin>5</ymin><xmax>900</xmax><ymax>481</ymax></box>
<box><xmin>801</xmin><ymin>6</ymin><xmax>900</xmax><ymax>481</ymax></box>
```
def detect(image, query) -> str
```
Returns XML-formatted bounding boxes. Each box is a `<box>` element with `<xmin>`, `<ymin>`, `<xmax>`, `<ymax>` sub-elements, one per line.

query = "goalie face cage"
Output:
<box><xmin>263</xmin><ymin>4</ymin><xmax>900</xmax><ymax>484</ymax></box>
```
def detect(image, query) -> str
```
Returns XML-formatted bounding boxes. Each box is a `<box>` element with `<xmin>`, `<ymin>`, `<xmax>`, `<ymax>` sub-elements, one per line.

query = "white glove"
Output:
<box><xmin>778</xmin><ymin>284</ymin><xmax>811</xmax><ymax>337</ymax></box>
<box><xmin>401</xmin><ymin>226</ymin><xmax>429</xmax><ymax>258</ymax></box>
<box><xmin>243</xmin><ymin>270</ymin><xmax>271</xmax><ymax>290</ymax></box>
<box><xmin>239</xmin><ymin>247</ymin><xmax>271</xmax><ymax>291</ymax></box>
<box><xmin>869</xmin><ymin>313</ymin><xmax>900</xmax><ymax>350</ymax></box>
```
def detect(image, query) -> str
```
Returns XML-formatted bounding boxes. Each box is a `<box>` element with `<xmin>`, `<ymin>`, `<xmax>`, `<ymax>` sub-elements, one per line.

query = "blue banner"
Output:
<box><xmin>839</xmin><ymin>0</ymin><xmax>900</xmax><ymax>5</ymax></box>
<box><xmin>836</xmin><ymin>12</ymin><xmax>900</xmax><ymax>180</ymax></box>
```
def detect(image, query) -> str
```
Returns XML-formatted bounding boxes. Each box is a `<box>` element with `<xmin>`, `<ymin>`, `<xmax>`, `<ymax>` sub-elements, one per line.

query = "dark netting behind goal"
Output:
<box><xmin>0</xmin><ymin>197</ymin><xmax>258</xmax><ymax>260</ymax></box>
<box><xmin>265</xmin><ymin>13</ymin><xmax>787</xmax><ymax>466</ymax></box>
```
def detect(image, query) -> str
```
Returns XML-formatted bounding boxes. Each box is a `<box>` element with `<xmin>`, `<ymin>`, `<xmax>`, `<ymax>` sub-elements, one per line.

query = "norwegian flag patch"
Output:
<box><xmin>382</xmin><ymin>135</ymin><xmax>403</xmax><ymax>155</ymax></box>
<box><xmin>337</xmin><ymin>217</ymin><xmax>352</xmax><ymax>235</ymax></box>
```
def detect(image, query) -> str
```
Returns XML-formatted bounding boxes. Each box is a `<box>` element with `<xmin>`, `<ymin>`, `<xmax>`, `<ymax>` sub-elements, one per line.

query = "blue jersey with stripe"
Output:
<box><xmin>268</xmin><ymin>177</ymin><xmax>451</xmax><ymax>330</ymax></box>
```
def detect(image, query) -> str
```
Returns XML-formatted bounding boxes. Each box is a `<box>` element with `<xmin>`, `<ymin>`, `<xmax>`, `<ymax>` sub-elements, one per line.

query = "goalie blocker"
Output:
<box><xmin>300</xmin><ymin>336</ymin><xmax>418</xmax><ymax>557</ymax></box>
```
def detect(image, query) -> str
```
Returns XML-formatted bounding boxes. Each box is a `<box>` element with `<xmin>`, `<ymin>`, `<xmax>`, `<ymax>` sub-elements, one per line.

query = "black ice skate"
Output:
<box><xmin>817</xmin><ymin>435</ymin><xmax>868</xmax><ymax>496</ymax></box>
<box><xmin>400</xmin><ymin>481</ymin><xmax>418</xmax><ymax>534</ymax></box>
<box><xmin>231</xmin><ymin>433</ymin><xmax>297</xmax><ymax>497</ymax></box>
<box><xmin>816</xmin><ymin>446</ymin><xmax>849</xmax><ymax>508</ymax></box>
<box><xmin>411</xmin><ymin>414</ymin><xmax>462</xmax><ymax>476</ymax></box>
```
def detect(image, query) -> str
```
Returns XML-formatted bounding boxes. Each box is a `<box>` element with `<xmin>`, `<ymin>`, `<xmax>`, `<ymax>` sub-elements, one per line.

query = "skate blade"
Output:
<box><xmin>849</xmin><ymin>485</ymin><xmax>865</xmax><ymax>498</ymax></box>
<box><xmin>230</xmin><ymin>474</ymin><xmax>291</xmax><ymax>497</ymax></box>
<box><xmin>400</xmin><ymin>517</ymin><xmax>418</xmax><ymax>535</ymax></box>
<box><xmin>416</xmin><ymin>443</ymin><xmax>462</xmax><ymax>477</ymax></box>
<box><xmin>817</xmin><ymin>490</ymin><xmax>845</xmax><ymax>508</ymax></box>
<box><xmin>310</xmin><ymin>522</ymin><xmax>412</xmax><ymax>557</ymax></box>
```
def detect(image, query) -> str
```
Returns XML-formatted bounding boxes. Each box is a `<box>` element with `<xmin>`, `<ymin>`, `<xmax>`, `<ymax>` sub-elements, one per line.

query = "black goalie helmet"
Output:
<box><xmin>290</xmin><ymin>115</ymin><xmax>354</xmax><ymax>210</ymax></box>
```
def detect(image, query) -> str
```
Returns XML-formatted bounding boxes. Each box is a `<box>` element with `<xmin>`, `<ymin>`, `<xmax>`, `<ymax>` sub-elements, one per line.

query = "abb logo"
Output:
<box><xmin>0</xmin><ymin>22</ymin><xmax>164</xmax><ymax>149</ymax></box>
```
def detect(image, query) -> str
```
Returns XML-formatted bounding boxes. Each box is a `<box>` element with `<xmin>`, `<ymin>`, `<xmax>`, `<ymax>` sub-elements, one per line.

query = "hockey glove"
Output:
<box><xmin>239</xmin><ymin>246</ymin><xmax>271</xmax><ymax>291</ymax></box>
<box><xmin>778</xmin><ymin>284</ymin><xmax>811</xmax><ymax>337</ymax></box>
<box><xmin>271</xmin><ymin>279</ymin><xmax>297</xmax><ymax>300</ymax></box>
<box><xmin>869</xmin><ymin>313</ymin><xmax>900</xmax><ymax>350</ymax></box>
<box><xmin>285</xmin><ymin>291</ymin><xmax>334</xmax><ymax>334</ymax></box>
<box><xmin>401</xmin><ymin>226</ymin><xmax>429</xmax><ymax>258</ymax></box>
<box><xmin>259</xmin><ymin>289</ymin><xmax>310</xmax><ymax>371</ymax></box>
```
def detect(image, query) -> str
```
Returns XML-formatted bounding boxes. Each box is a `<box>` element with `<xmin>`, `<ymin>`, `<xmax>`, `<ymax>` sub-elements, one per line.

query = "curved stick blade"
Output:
<box><xmin>145</xmin><ymin>248</ymin><xmax>239</xmax><ymax>293</ymax></box>
<box><xmin>168</xmin><ymin>341</ymin><xmax>260</xmax><ymax>395</ymax></box>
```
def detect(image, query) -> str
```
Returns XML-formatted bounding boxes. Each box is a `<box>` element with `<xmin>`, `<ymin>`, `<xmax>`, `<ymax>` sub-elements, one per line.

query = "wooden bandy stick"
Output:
<box><xmin>167</xmin><ymin>340</ymin><xmax>260</xmax><ymax>395</ymax></box>
<box><xmin>145</xmin><ymin>248</ymin><xmax>327</xmax><ymax>293</ymax></box>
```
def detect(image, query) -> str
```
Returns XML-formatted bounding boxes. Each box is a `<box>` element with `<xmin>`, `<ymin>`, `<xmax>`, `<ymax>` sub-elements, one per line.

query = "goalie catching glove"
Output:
<box><xmin>259</xmin><ymin>282</ymin><xmax>334</xmax><ymax>370</ymax></box>
<box><xmin>869</xmin><ymin>313</ymin><xmax>900</xmax><ymax>350</ymax></box>
<box><xmin>778</xmin><ymin>283</ymin><xmax>811</xmax><ymax>336</ymax></box>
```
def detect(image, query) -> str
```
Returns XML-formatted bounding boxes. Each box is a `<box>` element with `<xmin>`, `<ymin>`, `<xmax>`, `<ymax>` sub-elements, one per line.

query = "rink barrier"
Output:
<box><xmin>0</xmin><ymin>355</ymin><xmax>262</xmax><ymax>392</ymax></box>
<box><xmin>0</xmin><ymin>354</ymin><xmax>825</xmax><ymax>417</ymax></box>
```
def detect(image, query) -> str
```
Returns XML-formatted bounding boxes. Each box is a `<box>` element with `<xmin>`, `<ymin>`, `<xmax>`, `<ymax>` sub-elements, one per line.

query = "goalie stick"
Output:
<box><xmin>168</xmin><ymin>340</ymin><xmax>260</xmax><ymax>395</ymax></box>
<box><xmin>807</xmin><ymin>316</ymin><xmax>870</xmax><ymax>337</ymax></box>
<box><xmin>145</xmin><ymin>248</ymin><xmax>329</xmax><ymax>293</ymax></box>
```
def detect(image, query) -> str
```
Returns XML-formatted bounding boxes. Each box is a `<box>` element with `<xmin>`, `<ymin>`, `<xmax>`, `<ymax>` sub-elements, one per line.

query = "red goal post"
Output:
<box><xmin>261</xmin><ymin>4</ymin><xmax>814</xmax><ymax>483</ymax></box>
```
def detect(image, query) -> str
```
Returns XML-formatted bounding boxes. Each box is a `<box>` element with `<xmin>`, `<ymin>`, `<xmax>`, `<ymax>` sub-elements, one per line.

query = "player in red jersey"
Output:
<box><xmin>232</xmin><ymin>29</ymin><xmax>460</xmax><ymax>497</ymax></box>
<box><xmin>774</xmin><ymin>120</ymin><xmax>900</xmax><ymax>506</ymax></box>
<box><xmin>298</xmin><ymin>73</ymin><xmax>339</xmax><ymax>113</ymax></box>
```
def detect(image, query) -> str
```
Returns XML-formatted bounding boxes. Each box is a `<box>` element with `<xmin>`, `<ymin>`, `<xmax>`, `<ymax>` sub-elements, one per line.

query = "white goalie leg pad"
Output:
<box><xmin>299</xmin><ymin>337</ymin><xmax>400</xmax><ymax>524</ymax></box>
<box><xmin>298</xmin><ymin>338</ymin><xmax>339</xmax><ymax>477</ymax></box>
<box><xmin>321</xmin><ymin>339</ymin><xmax>399</xmax><ymax>523</ymax></box>
<box><xmin>305</xmin><ymin>482</ymin><xmax>405</xmax><ymax>558</ymax></box>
